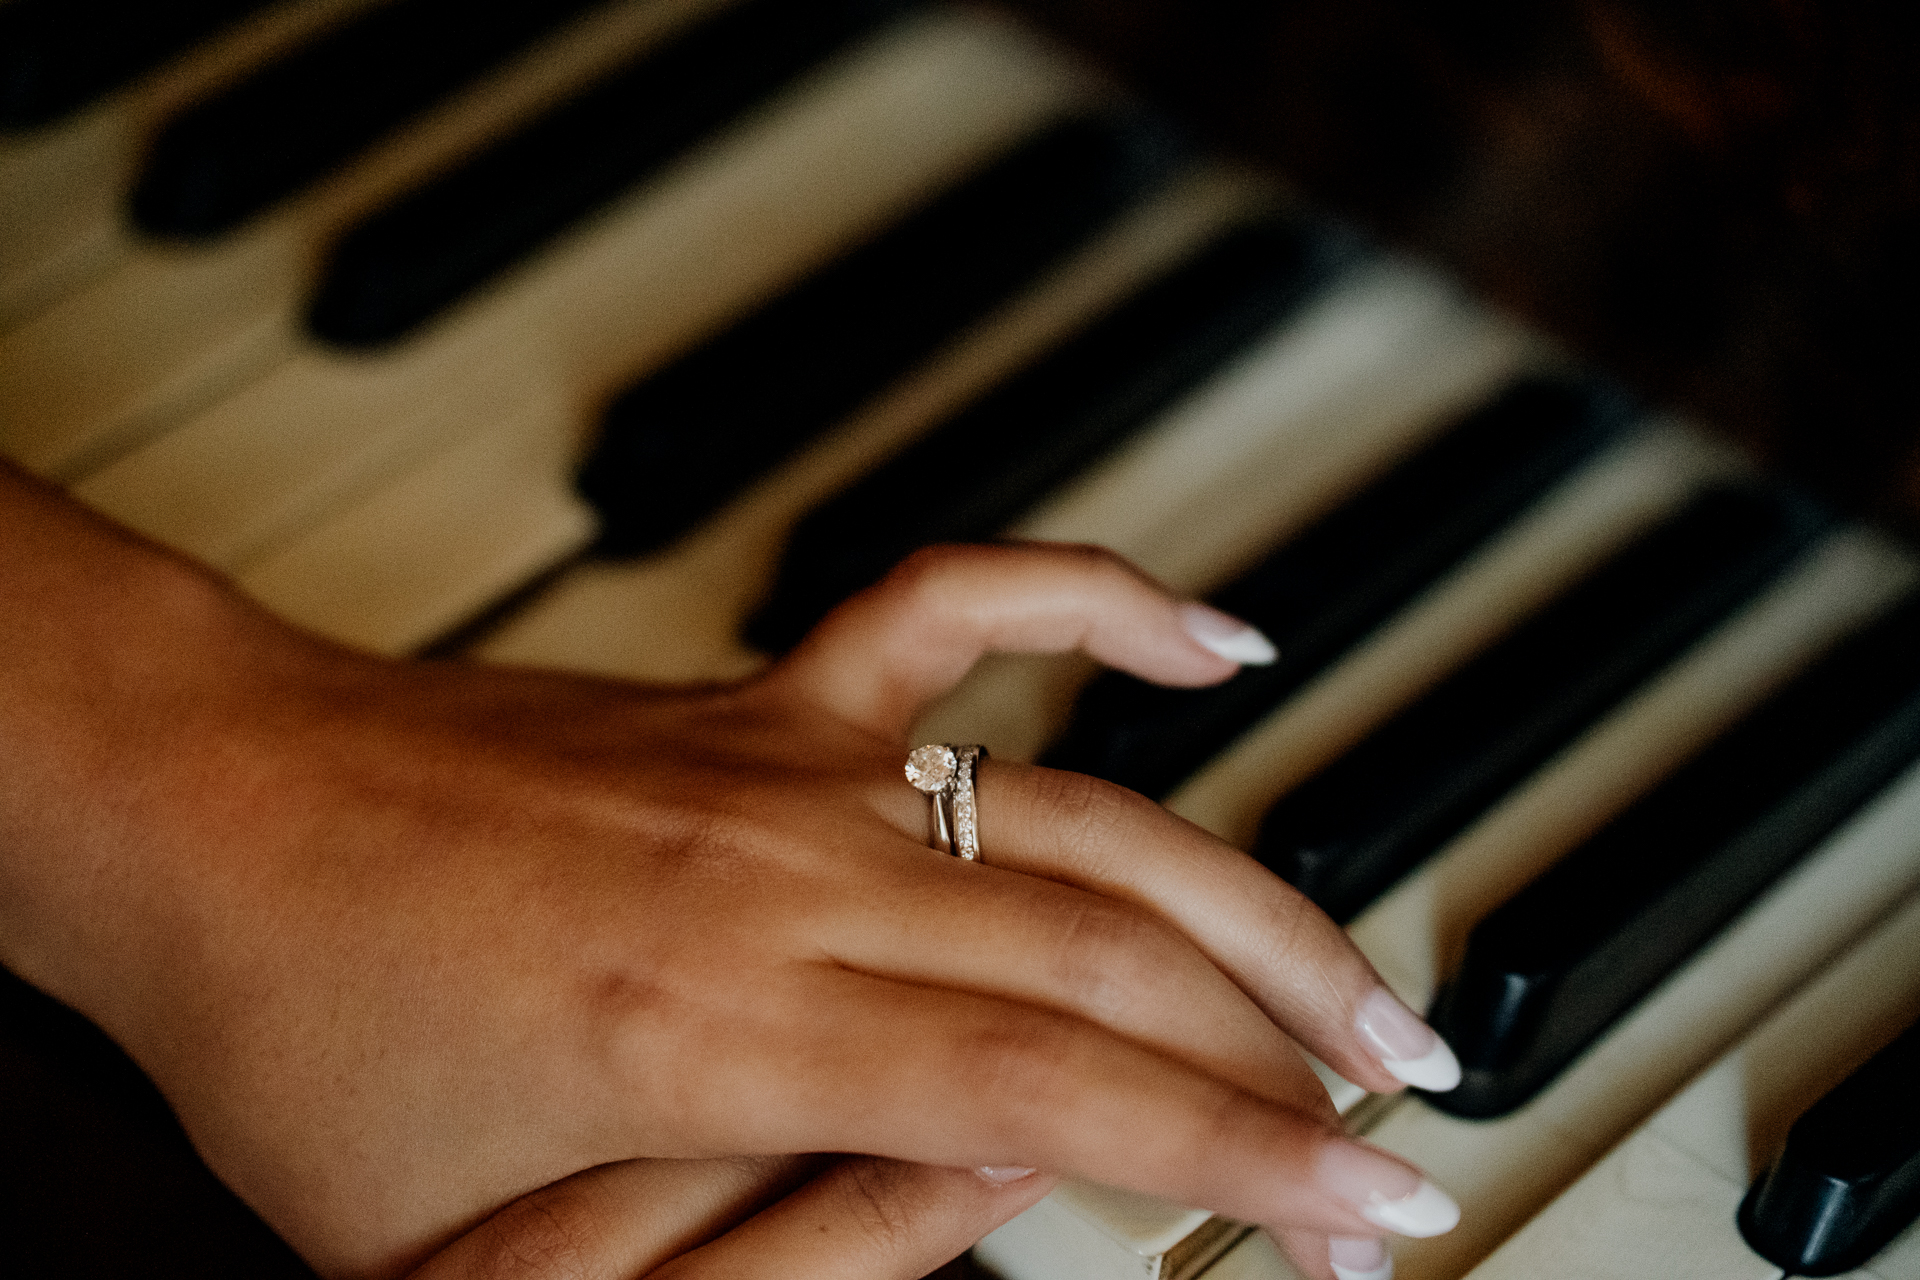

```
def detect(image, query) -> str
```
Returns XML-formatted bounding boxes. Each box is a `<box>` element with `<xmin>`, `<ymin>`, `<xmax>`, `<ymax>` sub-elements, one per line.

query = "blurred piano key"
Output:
<box><xmin>130</xmin><ymin>0</ymin><xmax>608</xmax><ymax>238</ymax></box>
<box><xmin>0</xmin><ymin>0</ymin><xmax>728</xmax><ymax>479</ymax></box>
<box><xmin>72</xmin><ymin>5</ymin><xmax>1083</xmax><ymax>576</ymax></box>
<box><xmin>1257</xmin><ymin>484</ymin><xmax>1829</xmax><ymax>924</ymax></box>
<box><xmin>307</xmin><ymin>0</ymin><xmax>917</xmax><ymax>346</ymax></box>
<box><xmin>1041</xmin><ymin>376</ymin><xmax>1629</xmax><ymax>799</ymax></box>
<box><xmin>255</xmin><ymin>166</ymin><xmax>1262</xmax><ymax>660</ymax></box>
<box><xmin>0</xmin><ymin>0</ymin><xmax>377</xmax><ymax>326</ymax></box>
<box><xmin>1429</xmin><ymin>591</ymin><xmax>1920</xmax><ymax>1119</ymax></box>
<box><xmin>1461</xmin><ymin>880</ymin><xmax>1920</xmax><ymax>1280</ymax></box>
<box><xmin>745</xmin><ymin>216</ymin><xmax>1359</xmax><ymax>652</ymax></box>
<box><xmin>577</xmin><ymin>112</ymin><xmax>1189</xmax><ymax>558</ymax></box>
<box><xmin>1738</xmin><ymin>1016</ymin><xmax>1920</xmax><ymax>1276</ymax></box>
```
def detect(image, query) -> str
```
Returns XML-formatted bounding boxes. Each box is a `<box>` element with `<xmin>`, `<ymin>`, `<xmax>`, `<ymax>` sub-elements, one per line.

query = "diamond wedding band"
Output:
<box><xmin>905</xmin><ymin>743</ymin><xmax>987</xmax><ymax>861</ymax></box>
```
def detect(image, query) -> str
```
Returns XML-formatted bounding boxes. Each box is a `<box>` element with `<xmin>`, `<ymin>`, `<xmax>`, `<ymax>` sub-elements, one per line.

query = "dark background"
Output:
<box><xmin>1001</xmin><ymin>0</ymin><xmax>1920</xmax><ymax>532</ymax></box>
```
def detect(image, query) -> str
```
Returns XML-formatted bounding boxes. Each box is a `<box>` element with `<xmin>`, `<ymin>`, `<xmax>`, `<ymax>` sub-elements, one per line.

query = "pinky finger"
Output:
<box><xmin>647</xmin><ymin>1160</ymin><xmax>1058</xmax><ymax>1280</ymax></box>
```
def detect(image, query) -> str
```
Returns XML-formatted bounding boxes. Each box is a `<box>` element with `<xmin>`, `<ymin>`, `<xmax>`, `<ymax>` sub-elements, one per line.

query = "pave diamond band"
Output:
<box><xmin>905</xmin><ymin>743</ymin><xmax>987</xmax><ymax>861</ymax></box>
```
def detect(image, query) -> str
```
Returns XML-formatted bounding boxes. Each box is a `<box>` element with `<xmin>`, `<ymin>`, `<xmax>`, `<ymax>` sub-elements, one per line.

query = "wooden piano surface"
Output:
<box><xmin>4</xmin><ymin>2</ymin><xmax>1920</xmax><ymax>1277</ymax></box>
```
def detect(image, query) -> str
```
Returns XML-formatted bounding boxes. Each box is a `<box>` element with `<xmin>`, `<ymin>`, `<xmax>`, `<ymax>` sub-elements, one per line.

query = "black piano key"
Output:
<box><xmin>1255</xmin><ymin>485</ymin><xmax>1830</xmax><ymax>925</ymax></box>
<box><xmin>1739</xmin><ymin>1017</ymin><xmax>1920</xmax><ymax>1276</ymax></box>
<box><xmin>0</xmin><ymin>0</ymin><xmax>269</xmax><ymax>129</ymax></box>
<box><xmin>306</xmin><ymin>0</ymin><xmax>914</xmax><ymax>347</ymax></box>
<box><xmin>577</xmin><ymin>114</ymin><xmax>1189</xmax><ymax>558</ymax></box>
<box><xmin>1425</xmin><ymin>591</ymin><xmax>1920</xmax><ymax>1120</ymax></box>
<box><xmin>1040</xmin><ymin>377</ymin><xmax>1630</xmax><ymax>798</ymax></box>
<box><xmin>132</xmin><ymin>0</ymin><xmax>605</xmax><ymax>238</ymax></box>
<box><xmin>742</xmin><ymin>217</ymin><xmax>1355</xmax><ymax>653</ymax></box>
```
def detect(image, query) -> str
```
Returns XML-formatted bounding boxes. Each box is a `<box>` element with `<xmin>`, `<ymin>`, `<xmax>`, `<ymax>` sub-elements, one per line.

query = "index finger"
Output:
<box><xmin>767</xmin><ymin>543</ymin><xmax>1271</xmax><ymax>740</ymax></box>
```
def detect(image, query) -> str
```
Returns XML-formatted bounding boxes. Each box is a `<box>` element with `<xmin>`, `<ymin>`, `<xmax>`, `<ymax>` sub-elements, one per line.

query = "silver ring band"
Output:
<box><xmin>906</xmin><ymin>743</ymin><xmax>988</xmax><ymax>861</ymax></box>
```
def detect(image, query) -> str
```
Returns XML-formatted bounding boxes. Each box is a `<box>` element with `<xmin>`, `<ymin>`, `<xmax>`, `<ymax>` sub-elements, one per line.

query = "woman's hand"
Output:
<box><xmin>0</xmin><ymin>461</ymin><xmax>1457</xmax><ymax>1280</ymax></box>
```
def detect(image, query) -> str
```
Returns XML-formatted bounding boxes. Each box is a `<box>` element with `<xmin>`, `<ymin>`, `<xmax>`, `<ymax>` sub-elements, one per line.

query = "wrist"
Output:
<box><xmin>0</xmin><ymin>463</ymin><xmax>321</xmax><ymax>1041</ymax></box>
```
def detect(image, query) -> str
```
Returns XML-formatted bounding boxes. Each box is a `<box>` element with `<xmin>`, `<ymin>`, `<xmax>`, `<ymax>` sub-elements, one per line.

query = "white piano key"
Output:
<box><xmin>1465</xmin><ymin>870</ymin><xmax>1920</xmax><ymax>1280</ymax></box>
<box><xmin>974</xmin><ymin>1183</ymin><xmax>1249</xmax><ymax>1280</ymax></box>
<box><xmin>0</xmin><ymin>0</ymin><xmax>726</xmax><ymax>481</ymax></box>
<box><xmin>69</xmin><ymin>6</ymin><xmax>1085</xmax><ymax>574</ymax></box>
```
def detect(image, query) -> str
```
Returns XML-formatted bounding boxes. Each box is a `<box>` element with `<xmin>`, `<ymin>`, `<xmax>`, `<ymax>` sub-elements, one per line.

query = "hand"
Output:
<box><xmin>0</xmin><ymin>472</ymin><xmax>1457</xmax><ymax>1280</ymax></box>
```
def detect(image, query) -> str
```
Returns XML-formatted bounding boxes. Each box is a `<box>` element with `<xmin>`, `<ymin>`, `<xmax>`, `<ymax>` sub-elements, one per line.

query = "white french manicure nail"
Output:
<box><xmin>976</xmin><ymin>1165</ymin><xmax>1037</xmax><ymax>1185</ymax></box>
<box><xmin>1360</xmin><ymin>1182</ymin><xmax>1461</xmax><ymax>1238</ymax></box>
<box><xmin>1356</xmin><ymin>989</ymin><xmax>1462</xmax><ymax>1092</ymax></box>
<box><xmin>1330</xmin><ymin>1236</ymin><xmax>1393</xmax><ymax>1280</ymax></box>
<box><xmin>1317</xmin><ymin>1142</ymin><xmax>1461</xmax><ymax>1240</ymax></box>
<box><xmin>1180</xmin><ymin>602</ymin><xmax>1278</xmax><ymax>665</ymax></box>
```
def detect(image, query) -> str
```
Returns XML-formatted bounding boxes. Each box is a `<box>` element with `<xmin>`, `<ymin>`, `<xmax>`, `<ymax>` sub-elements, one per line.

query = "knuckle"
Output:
<box><xmin>1026</xmin><ymin>766</ymin><xmax>1152</xmax><ymax>867</ymax></box>
<box><xmin>835</xmin><ymin>1159</ymin><xmax>920</xmax><ymax>1251</ymax></box>
<box><xmin>465</xmin><ymin>1188</ymin><xmax>605</xmax><ymax>1280</ymax></box>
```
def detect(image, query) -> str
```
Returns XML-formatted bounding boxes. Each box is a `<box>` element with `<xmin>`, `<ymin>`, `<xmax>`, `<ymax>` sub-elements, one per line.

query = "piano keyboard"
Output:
<box><xmin>9</xmin><ymin>3</ymin><xmax>1920</xmax><ymax>1279</ymax></box>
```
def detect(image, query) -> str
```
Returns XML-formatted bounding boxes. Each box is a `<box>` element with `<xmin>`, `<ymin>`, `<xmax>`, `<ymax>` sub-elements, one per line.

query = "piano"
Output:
<box><xmin>4</xmin><ymin>1</ymin><xmax>1919</xmax><ymax>1277</ymax></box>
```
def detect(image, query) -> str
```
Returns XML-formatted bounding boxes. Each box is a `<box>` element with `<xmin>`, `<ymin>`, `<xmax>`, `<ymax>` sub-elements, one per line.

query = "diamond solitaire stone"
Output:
<box><xmin>906</xmin><ymin>744</ymin><xmax>956</xmax><ymax>793</ymax></box>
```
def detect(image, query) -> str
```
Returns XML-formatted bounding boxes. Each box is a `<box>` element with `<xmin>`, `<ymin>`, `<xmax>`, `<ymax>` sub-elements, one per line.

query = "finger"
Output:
<box><xmin>967</xmin><ymin>760</ymin><xmax>1461</xmax><ymax>1097</ymax></box>
<box><xmin>817</xmin><ymin>833</ymin><xmax>1335</xmax><ymax>1113</ymax></box>
<box><xmin>662</xmin><ymin>968</ymin><xmax>1457</xmax><ymax>1241</ymax></box>
<box><xmin>406</xmin><ymin>1156</ymin><xmax>810</xmax><ymax>1280</ymax></box>
<box><xmin>647</xmin><ymin>1159</ymin><xmax>1056</xmax><ymax>1280</ymax></box>
<box><xmin>767</xmin><ymin>543</ymin><xmax>1273</xmax><ymax>739</ymax></box>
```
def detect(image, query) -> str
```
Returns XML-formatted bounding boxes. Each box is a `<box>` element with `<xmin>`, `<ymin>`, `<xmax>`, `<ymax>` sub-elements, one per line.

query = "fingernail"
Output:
<box><xmin>976</xmin><ymin>1165</ymin><xmax>1038</xmax><ymax>1185</ymax></box>
<box><xmin>1330</xmin><ymin>1236</ymin><xmax>1393</xmax><ymax>1280</ymax></box>
<box><xmin>1317</xmin><ymin>1141</ymin><xmax>1460</xmax><ymax>1238</ymax></box>
<box><xmin>1356</xmin><ymin>988</ymin><xmax>1462</xmax><ymax>1092</ymax></box>
<box><xmin>1180</xmin><ymin>603</ymin><xmax>1278</xmax><ymax>665</ymax></box>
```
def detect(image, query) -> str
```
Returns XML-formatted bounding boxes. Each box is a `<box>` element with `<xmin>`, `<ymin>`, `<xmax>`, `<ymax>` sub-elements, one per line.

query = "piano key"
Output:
<box><xmin>474</xmin><ymin>249</ymin><xmax>1526</xmax><ymax>681</ymax></box>
<box><xmin>0</xmin><ymin>0</ymin><xmax>378</xmax><ymax>328</ymax></box>
<box><xmin>1738</xmin><ymin>1017</ymin><xmax>1920</xmax><ymax>1276</ymax></box>
<box><xmin>67</xmin><ymin>7</ymin><xmax>1083</xmax><ymax>574</ymax></box>
<box><xmin>1040</xmin><ymin>376</ymin><xmax>1630</xmax><ymax>799</ymax></box>
<box><xmin>1</xmin><ymin>0</ymin><xmax>719</xmax><ymax>480</ymax></box>
<box><xmin>0</xmin><ymin>0</ymin><xmax>273</xmax><ymax>129</ymax></box>
<box><xmin>1354</xmin><ymin>671</ymin><xmax>1920</xmax><ymax>1280</ymax></box>
<box><xmin>577</xmin><ymin>112</ymin><xmax>1189</xmax><ymax>558</ymax></box>
<box><xmin>1460</xmin><ymin>870</ymin><xmax>1920</xmax><ymax>1280</ymax></box>
<box><xmin>131</xmin><ymin>0</ymin><xmax>611</xmax><ymax>238</ymax></box>
<box><xmin>1257</xmin><ymin>484</ymin><xmax>1831</xmax><ymax>925</ymax></box>
<box><xmin>1428</xmin><ymin>589</ymin><xmax>1920</xmax><ymax>1120</ymax></box>
<box><xmin>744</xmin><ymin>216</ymin><xmax>1359</xmax><ymax>653</ymax></box>
<box><xmin>306</xmin><ymin>0</ymin><xmax>918</xmax><ymax>346</ymax></box>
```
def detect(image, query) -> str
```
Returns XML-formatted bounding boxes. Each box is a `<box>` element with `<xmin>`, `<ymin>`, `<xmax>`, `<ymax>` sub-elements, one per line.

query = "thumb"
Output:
<box><xmin>646</xmin><ymin>1158</ymin><xmax>1057</xmax><ymax>1280</ymax></box>
<box><xmin>404</xmin><ymin>1156</ymin><xmax>807</xmax><ymax>1280</ymax></box>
